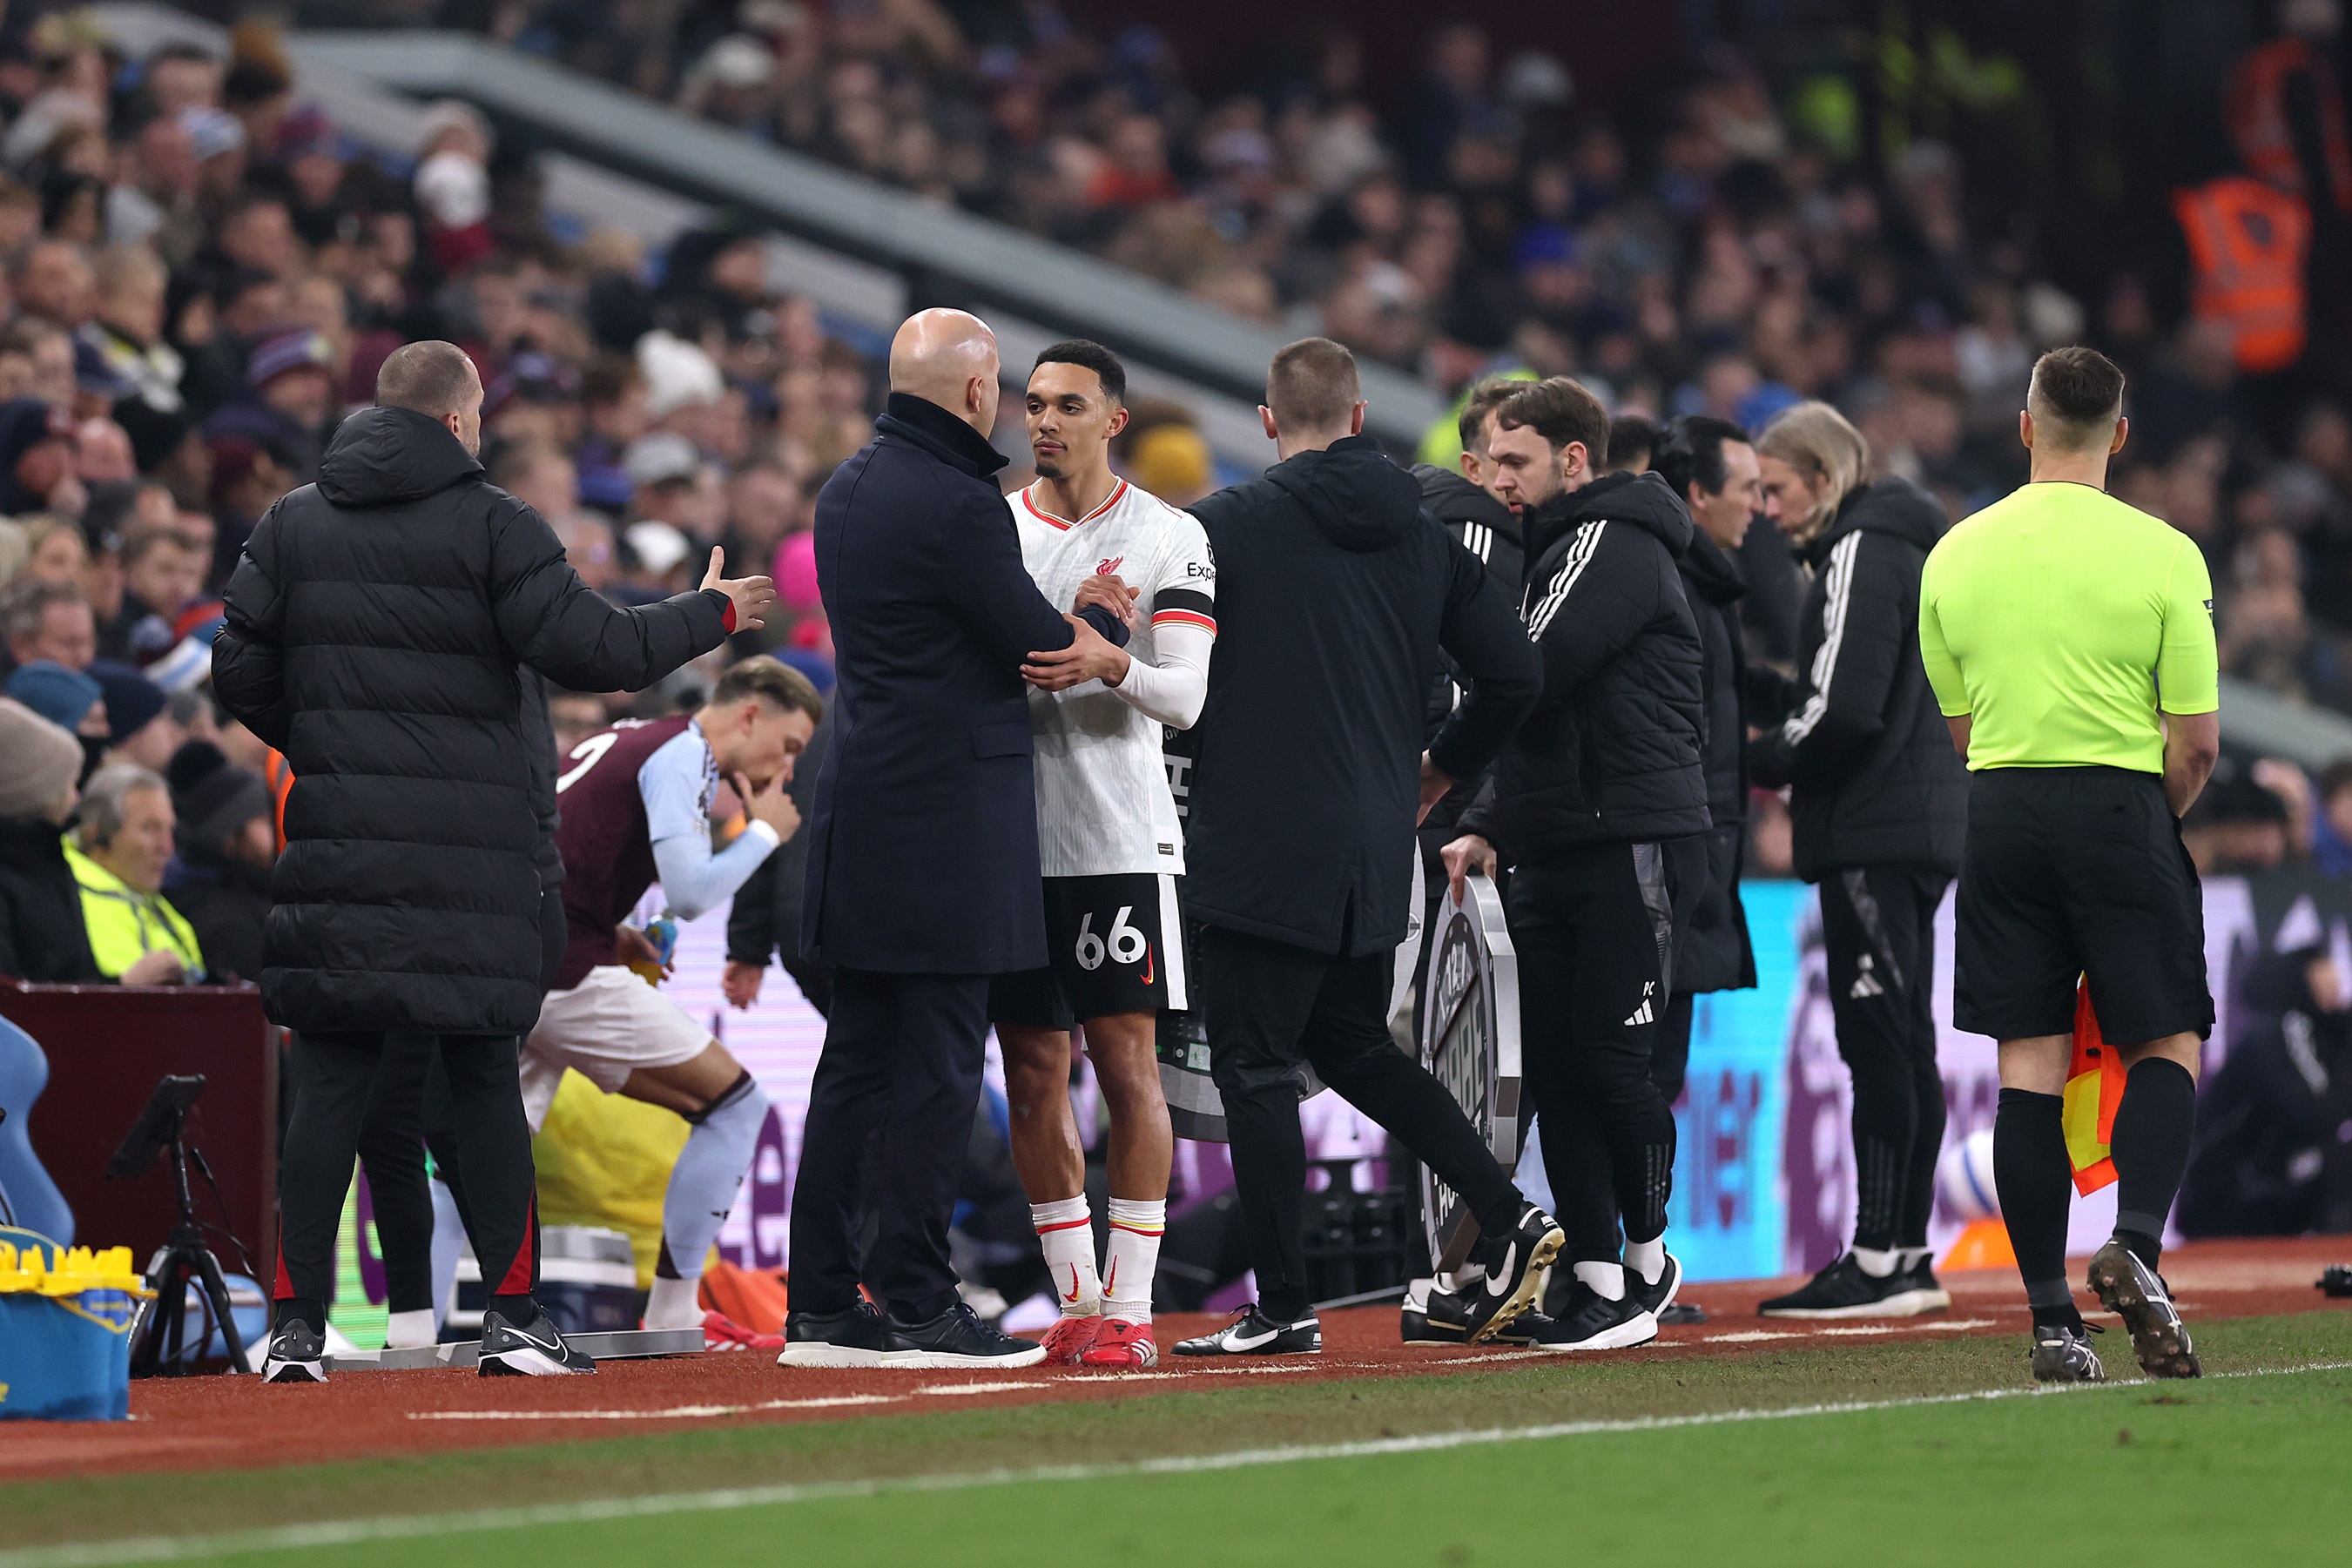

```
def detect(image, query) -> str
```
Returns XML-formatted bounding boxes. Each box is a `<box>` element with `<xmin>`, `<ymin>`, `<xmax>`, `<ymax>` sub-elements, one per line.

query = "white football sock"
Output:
<box><xmin>1900</xmin><ymin>1247</ymin><xmax>1935</xmax><ymax>1272</ymax></box>
<box><xmin>1102</xmin><ymin>1198</ymin><xmax>1164</xmax><ymax>1323</ymax></box>
<box><xmin>1571</xmin><ymin>1260</ymin><xmax>1625</xmax><ymax>1302</ymax></box>
<box><xmin>644</xmin><ymin>1272</ymin><xmax>704</xmax><ymax>1330</ymax></box>
<box><xmin>383</xmin><ymin>1308</ymin><xmax>436</xmax><ymax>1349</ymax></box>
<box><xmin>1031</xmin><ymin>1195</ymin><xmax>1100</xmax><ymax>1316</ymax></box>
<box><xmin>1852</xmin><ymin>1245</ymin><xmax>1900</xmax><ymax>1279</ymax></box>
<box><xmin>1624</xmin><ymin>1236</ymin><xmax>1665</xmax><ymax>1287</ymax></box>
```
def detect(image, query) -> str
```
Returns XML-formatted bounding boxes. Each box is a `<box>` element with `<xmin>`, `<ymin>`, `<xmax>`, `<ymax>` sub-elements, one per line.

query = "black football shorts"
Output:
<box><xmin>1953</xmin><ymin>766</ymin><xmax>2213</xmax><ymax>1044</ymax></box>
<box><xmin>988</xmin><ymin>872</ymin><xmax>1190</xmax><ymax>1030</ymax></box>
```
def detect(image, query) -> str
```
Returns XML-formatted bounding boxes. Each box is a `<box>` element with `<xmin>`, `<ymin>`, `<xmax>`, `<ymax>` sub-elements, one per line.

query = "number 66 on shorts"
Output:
<box><xmin>987</xmin><ymin>873</ymin><xmax>1191</xmax><ymax>1032</ymax></box>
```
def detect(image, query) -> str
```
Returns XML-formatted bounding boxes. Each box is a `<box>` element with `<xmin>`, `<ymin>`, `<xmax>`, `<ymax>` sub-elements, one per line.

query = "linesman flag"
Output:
<box><xmin>2063</xmin><ymin>980</ymin><xmax>2127</xmax><ymax>1196</ymax></box>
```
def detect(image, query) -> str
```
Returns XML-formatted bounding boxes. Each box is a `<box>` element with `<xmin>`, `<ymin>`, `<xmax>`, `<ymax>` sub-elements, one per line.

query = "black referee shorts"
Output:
<box><xmin>1954</xmin><ymin>766</ymin><xmax>2213</xmax><ymax>1044</ymax></box>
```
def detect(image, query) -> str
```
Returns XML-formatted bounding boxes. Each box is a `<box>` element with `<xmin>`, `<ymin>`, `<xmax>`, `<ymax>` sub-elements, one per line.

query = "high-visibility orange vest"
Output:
<box><xmin>2225</xmin><ymin>36</ymin><xmax>2352</xmax><ymax>210</ymax></box>
<box><xmin>264</xmin><ymin>750</ymin><xmax>293</xmax><ymax>853</ymax></box>
<box><xmin>2173</xmin><ymin>177</ymin><xmax>2311</xmax><ymax>375</ymax></box>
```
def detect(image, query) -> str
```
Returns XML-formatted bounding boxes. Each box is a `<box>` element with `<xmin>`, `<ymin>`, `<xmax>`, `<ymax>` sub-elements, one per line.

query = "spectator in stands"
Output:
<box><xmin>90</xmin><ymin>660</ymin><xmax>174</xmax><ymax>771</ymax></box>
<box><xmin>4</xmin><ymin>658</ymin><xmax>104</xmax><ymax>746</ymax></box>
<box><xmin>203</xmin><ymin>327</ymin><xmax>336</xmax><ymax>482</ymax></box>
<box><xmin>99</xmin><ymin>526</ymin><xmax>205</xmax><ymax>663</ymax></box>
<box><xmin>160</xmin><ymin>738</ymin><xmax>273</xmax><ymax>984</ymax></box>
<box><xmin>64</xmin><ymin>762</ymin><xmax>203</xmax><ymax>985</ymax></box>
<box><xmin>3</xmin><ymin>579</ymin><xmax>95</xmax><ymax>671</ymax></box>
<box><xmin>0</xmin><ymin>697</ymin><xmax>98</xmax><ymax>981</ymax></box>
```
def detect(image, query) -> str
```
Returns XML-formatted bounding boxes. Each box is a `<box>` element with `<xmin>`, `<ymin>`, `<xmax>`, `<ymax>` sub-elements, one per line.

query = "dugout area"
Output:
<box><xmin>0</xmin><ymin>1237</ymin><xmax>2347</xmax><ymax>1567</ymax></box>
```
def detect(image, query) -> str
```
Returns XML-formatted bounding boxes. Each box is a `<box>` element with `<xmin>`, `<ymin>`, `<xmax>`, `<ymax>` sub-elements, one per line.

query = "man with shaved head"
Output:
<box><xmin>785</xmin><ymin>308</ymin><xmax>1133</xmax><ymax>1369</ymax></box>
<box><xmin>215</xmin><ymin>337</ymin><xmax>776</xmax><ymax>1383</ymax></box>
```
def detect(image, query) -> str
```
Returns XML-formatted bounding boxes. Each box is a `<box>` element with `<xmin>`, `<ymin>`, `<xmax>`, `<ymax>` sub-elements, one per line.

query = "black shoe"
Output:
<box><xmin>1401</xmin><ymin>1279</ymin><xmax>1532</xmax><ymax>1347</ymax></box>
<box><xmin>1657</xmin><ymin>1301</ymin><xmax>1709</xmax><ymax>1327</ymax></box>
<box><xmin>2086</xmin><ymin>1239</ymin><xmax>2200</xmax><ymax>1379</ymax></box>
<box><xmin>1520</xmin><ymin>1282</ymin><xmax>1658</xmax><ymax>1352</ymax></box>
<box><xmin>480</xmin><ymin>1305</ymin><xmax>596</xmax><ymax>1376</ymax></box>
<box><xmin>778</xmin><ymin>1299</ymin><xmax>891</xmax><ymax>1369</ymax></box>
<box><xmin>1624</xmin><ymin>1251</ymin><xmax>1682</xmax><ymax>1322</ymax></box>
<box><xmin>1889</xmin><ymin>1256</ymin><xmax>1951</xmax><ymax>1314</ymax></box>
<box><xmin>1459</xmin><ymin>1202</ymin><xmax>1565</xmax><ymax>1343</ymax></box>
<box><xmin>259</xmin><ymin>1319</ymin><xmax>326</xmax><ymax>1384</ymax></box>
<box><xmin>1174</xmin><ymin>1304</ymin><xmax>1321</xmax><ymax>1356</ymax></box>
<box><xmin>2029</xmin><ymin>1320</ymin><xmax>2106</xmax><ymax>1383</ymax></box>
<box><xmin>1758</xmin><ymin>1254</ymin><xmax>1917</xmax><ymax>1318</ymax></box>
<box><xmin>882</xmin><ymin>1302</ymin><xmax>1046</xmax><ymax>1368</ymax></box>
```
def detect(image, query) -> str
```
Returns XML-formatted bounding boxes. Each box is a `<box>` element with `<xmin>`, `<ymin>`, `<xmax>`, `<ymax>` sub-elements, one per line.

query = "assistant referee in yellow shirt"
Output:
<box><xmin>1919</xmin><ymin>346</ymin><xmax>2218</xmax><ymax>1386</ymax></box>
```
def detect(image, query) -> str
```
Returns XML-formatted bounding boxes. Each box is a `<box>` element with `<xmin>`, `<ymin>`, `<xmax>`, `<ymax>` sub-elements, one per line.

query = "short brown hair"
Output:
<box><xmin>1265</xmin><ymin>337</ymin><xmax>1360</xmax><ymax>434</ymax></box>
<box><xmin>712</xmin><ymin>655</ymin><xmax>823</xmax><ymax>723</ymax></box>
<box><xmin>1456</xmin><ymin>376</ymin><xmax>1525</xmax><ymax>454</ymax></box>
<box><xmin>375</xmin><ymin>340</ymin><xmax>481</xmax><ymax>418</ymax></box>
<box><xmin>2027</xmin><ymin>346</ymin><xmax>2126</xmax><ymax>450</ymax></box>
<box><xmin>1496</xmin><ymin>377</ymin><xmax>1611</xmax><ymax>468</ymax></box>
<box><xmin>120</xmin><ymin>528</ymin><xmax>203</xmax><ymax>569</ymax></box>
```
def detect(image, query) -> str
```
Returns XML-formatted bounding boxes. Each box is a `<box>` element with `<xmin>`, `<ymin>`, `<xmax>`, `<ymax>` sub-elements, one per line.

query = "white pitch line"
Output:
<box><xmin>413</xmin><ymin>1395</ymin><xmax>900</xmax><ymax>1421</ymax></box>
<box><xmin>22</xmin><ymin>1360</ymin><xmax>2348</xmax><ymax>1568</ymax></box>
<box><xmin>1702</xmin><ymin>1330</ymin><xmax>1802</xmax><ymax>1343</ymax></box>
<box><xmin>915</xmin><ymin>1383</ymin><xmax>1051</xmax><ymax>1397</ymax></box>
<box><xmin>1914</xmin><ymin>1320</ymin><xmax>1998</xmax><ymax>1332</ymax></box>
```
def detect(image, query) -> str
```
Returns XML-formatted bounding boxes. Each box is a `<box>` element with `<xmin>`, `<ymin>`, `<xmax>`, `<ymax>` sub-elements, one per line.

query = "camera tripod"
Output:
<box><xmin>115</xmin><ymin>1076</ymin><xmax>253</xmax><ymax>1376</ymax></box>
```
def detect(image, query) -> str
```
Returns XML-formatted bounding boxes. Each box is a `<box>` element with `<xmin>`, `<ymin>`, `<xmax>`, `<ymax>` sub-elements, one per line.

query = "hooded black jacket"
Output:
<box><xmin>1460</xmin><ymin>471</ymin><xmax>1710</xmax><ymax>863</ymax></box>
<box><xmin>1675</xmin><ymin>530</ymin><xmax>1756</xmax><ymax>994</ymax></box>
<box><xmin>212</xmin><ymin>406</ymin><xmax>731</xmax><ymax>1034</ymax></box>
<box><xmin>1412</xmin><ymin>462</ymin><xmax>1525</xmax><ymax>878</ymax></box>
<box><xmin>1748</xmin><ymin>475</ymin><xmax>1969</xmax><ymax>880</ymax></box>
<box><xmin>1183</xmin><ymin>435</ymin><xmax>1540</xmax><ymax>956</ymax></box>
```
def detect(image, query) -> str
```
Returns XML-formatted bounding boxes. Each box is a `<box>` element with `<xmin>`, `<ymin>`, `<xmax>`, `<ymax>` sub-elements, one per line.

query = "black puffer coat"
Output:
<box><xmin>1460</xmin><ymin>471</ymin><xmax>1710</xmax><ymax>863</ymax></box>
<box><xmin>213</xmin><ymin>406</ymin><xmax>731</xmax><ymax>1034</ymax></box>
<box><xmin>1748</xmin><ymin>476</ymin><xmax>1969</xmax><ymax>881</ymax></box>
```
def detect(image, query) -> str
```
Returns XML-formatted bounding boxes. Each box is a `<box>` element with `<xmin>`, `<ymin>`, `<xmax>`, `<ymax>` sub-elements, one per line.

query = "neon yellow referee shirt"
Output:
<box><xmin>1918</xmin><ymin>481</ymin><xmax>2218</xmax><ymax>774</ymax></box>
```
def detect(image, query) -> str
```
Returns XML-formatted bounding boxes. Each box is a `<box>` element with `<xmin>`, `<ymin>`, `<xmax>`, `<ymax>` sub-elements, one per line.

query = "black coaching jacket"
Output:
<box><xmin>213</xmin><ymin>406</ymin><xmax>730</xmax><ymax>1033</ymax></box>
<box><xmin>1748</xmin><ymin>475</ymin><xmax>1969</xmax><ymax>881</ymax></box>
<box><xmin>1412</xmin><ymin>461</ymin><xmax>1525</xmax><ymax>887</ymax></box>
<box><xmin>1461</xmin><ymin>470</ymin><xmax>1711</xmax><ymax>864</ymax></box>
<box><xmin>1182</xmin><ymin>436</ymin><xmax>1540</xmax><ymax>957</ymax></box>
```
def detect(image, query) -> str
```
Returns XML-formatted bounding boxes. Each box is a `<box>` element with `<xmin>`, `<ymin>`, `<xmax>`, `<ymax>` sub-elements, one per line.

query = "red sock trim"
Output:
<box><xmin>495</xmin><ymin>1194</ymin><xmax>538</xmax><ymax>1295</ymax></box>
<box><xmin>1034</xmin><ymin>1216</ymin><xmax>1093</xmax><ymax>1235</ymax></box>
<box><xmin>1108</xmin><ymin>1222</ymin><xmax>1164</xmax><ymax>1236</ymax></box>
<box><xmin>273</xmin><ymin>1220</ymin><xmax>293</xmax><ymax>1302</ymax></box>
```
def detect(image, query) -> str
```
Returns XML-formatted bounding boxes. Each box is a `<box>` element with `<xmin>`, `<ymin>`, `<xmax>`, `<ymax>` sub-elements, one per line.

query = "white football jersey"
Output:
<box><xmin>1014</xmin><ymin>477</ymin><xmax>1216</xmax><ymax>877</ymax></box>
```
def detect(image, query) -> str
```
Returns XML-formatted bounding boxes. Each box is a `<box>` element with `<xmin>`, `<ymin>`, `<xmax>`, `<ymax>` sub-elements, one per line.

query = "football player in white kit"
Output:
<box><xmin>1001</xmin><ymin>340</ymin><xmax>1216</xmax><ymax>1369</ymax></box>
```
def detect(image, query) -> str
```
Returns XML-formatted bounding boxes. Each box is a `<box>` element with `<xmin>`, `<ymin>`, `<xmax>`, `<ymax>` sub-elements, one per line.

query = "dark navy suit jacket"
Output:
<box><xmin>800</xmin><ymin>393</ymin><xmax>1077</xmax><ymax>974</ymax></box>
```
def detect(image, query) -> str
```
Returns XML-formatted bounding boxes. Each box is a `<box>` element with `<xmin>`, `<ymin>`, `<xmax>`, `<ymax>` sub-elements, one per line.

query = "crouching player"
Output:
<box><xmin>529</xmin><ymin>656</ymin><xmax>819</xmax><ymax>1348</ymax></box>
<box><xmin>1000</xmin><ymin>340</ymin><xmax>1217</xmax><ymax>1369</ymax></box>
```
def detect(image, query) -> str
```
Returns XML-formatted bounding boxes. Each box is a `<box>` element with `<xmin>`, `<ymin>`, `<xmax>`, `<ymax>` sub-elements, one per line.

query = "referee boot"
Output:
<box><xmin>479</xmin><ymin>1302</ymin><xmax>596</xmax><ymax>1376</ymax></box>
<box><xmin>779</xmin><ymin>1300</ymin><xmax>892</xmax><ymax>1369</ymax></box>
<box><xmin>1457</xmin><ymin>1201</ymin><xmax>1566</xmax><ymax>1343</ymax></box>
<box><xmin>2086</xmin><ymin>1239</ymin><xmax>2200</xmax><ymax>1379</ymax></box>
<box><xmin>2029</xmin><ymin>1320</ymin><xmax>2106</xmax><ymax>1383</ymax></box>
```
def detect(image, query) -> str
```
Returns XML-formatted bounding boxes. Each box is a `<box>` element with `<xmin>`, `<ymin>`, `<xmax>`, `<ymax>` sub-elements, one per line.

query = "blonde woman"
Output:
<box><xmin>1749</xmin><ymin>400</ymin><xmax>1970</xmax><ymax>1320</ymax></box>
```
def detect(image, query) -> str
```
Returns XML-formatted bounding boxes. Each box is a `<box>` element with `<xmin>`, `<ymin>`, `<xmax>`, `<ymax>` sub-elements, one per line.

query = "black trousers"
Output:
<box><xmin>1200</xmin><ymin>924</ymin><xmax>1520</xmax><ymax>1322</ymax></box>
<box><xmin>1508</xmin><ymin>838</ymin><xmax>1702</xmax><ymax>1264</ymax></box>
<box><xmin>1821</xmin><ymin>865</ymin><xmax>1950</xmax><ymax>1252</ymax></box>
<box><xmin>788</xmin><ymin>966</ymin><xmax>988</xmax><ymax>1321</ymax></box>
<box><xmin>276</xmin><ymin>1031</ymin><xmax>536</xmax><ymax>1319</ymax></box>
<box><xmin>349</xmin><ymin>886</ymin><xmax>564</xmax><ymax>1314</ymax></box>
<box><xmin>1653</xmin><ymin>991</ymin><xmax>1695</xmax><ymax>1108</ymax></box>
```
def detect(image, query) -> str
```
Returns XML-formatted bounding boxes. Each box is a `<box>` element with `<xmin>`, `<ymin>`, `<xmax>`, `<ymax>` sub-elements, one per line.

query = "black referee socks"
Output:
<box><xmin>2110</xmin><ymin>1056</ymin><xmax>2198</xmax><ymax>1270</ymax></box>
<box><xmin>1993</xmin><ymin>1088</ymin><xmax>2076</xmax><ymax>1329</ymax></box>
